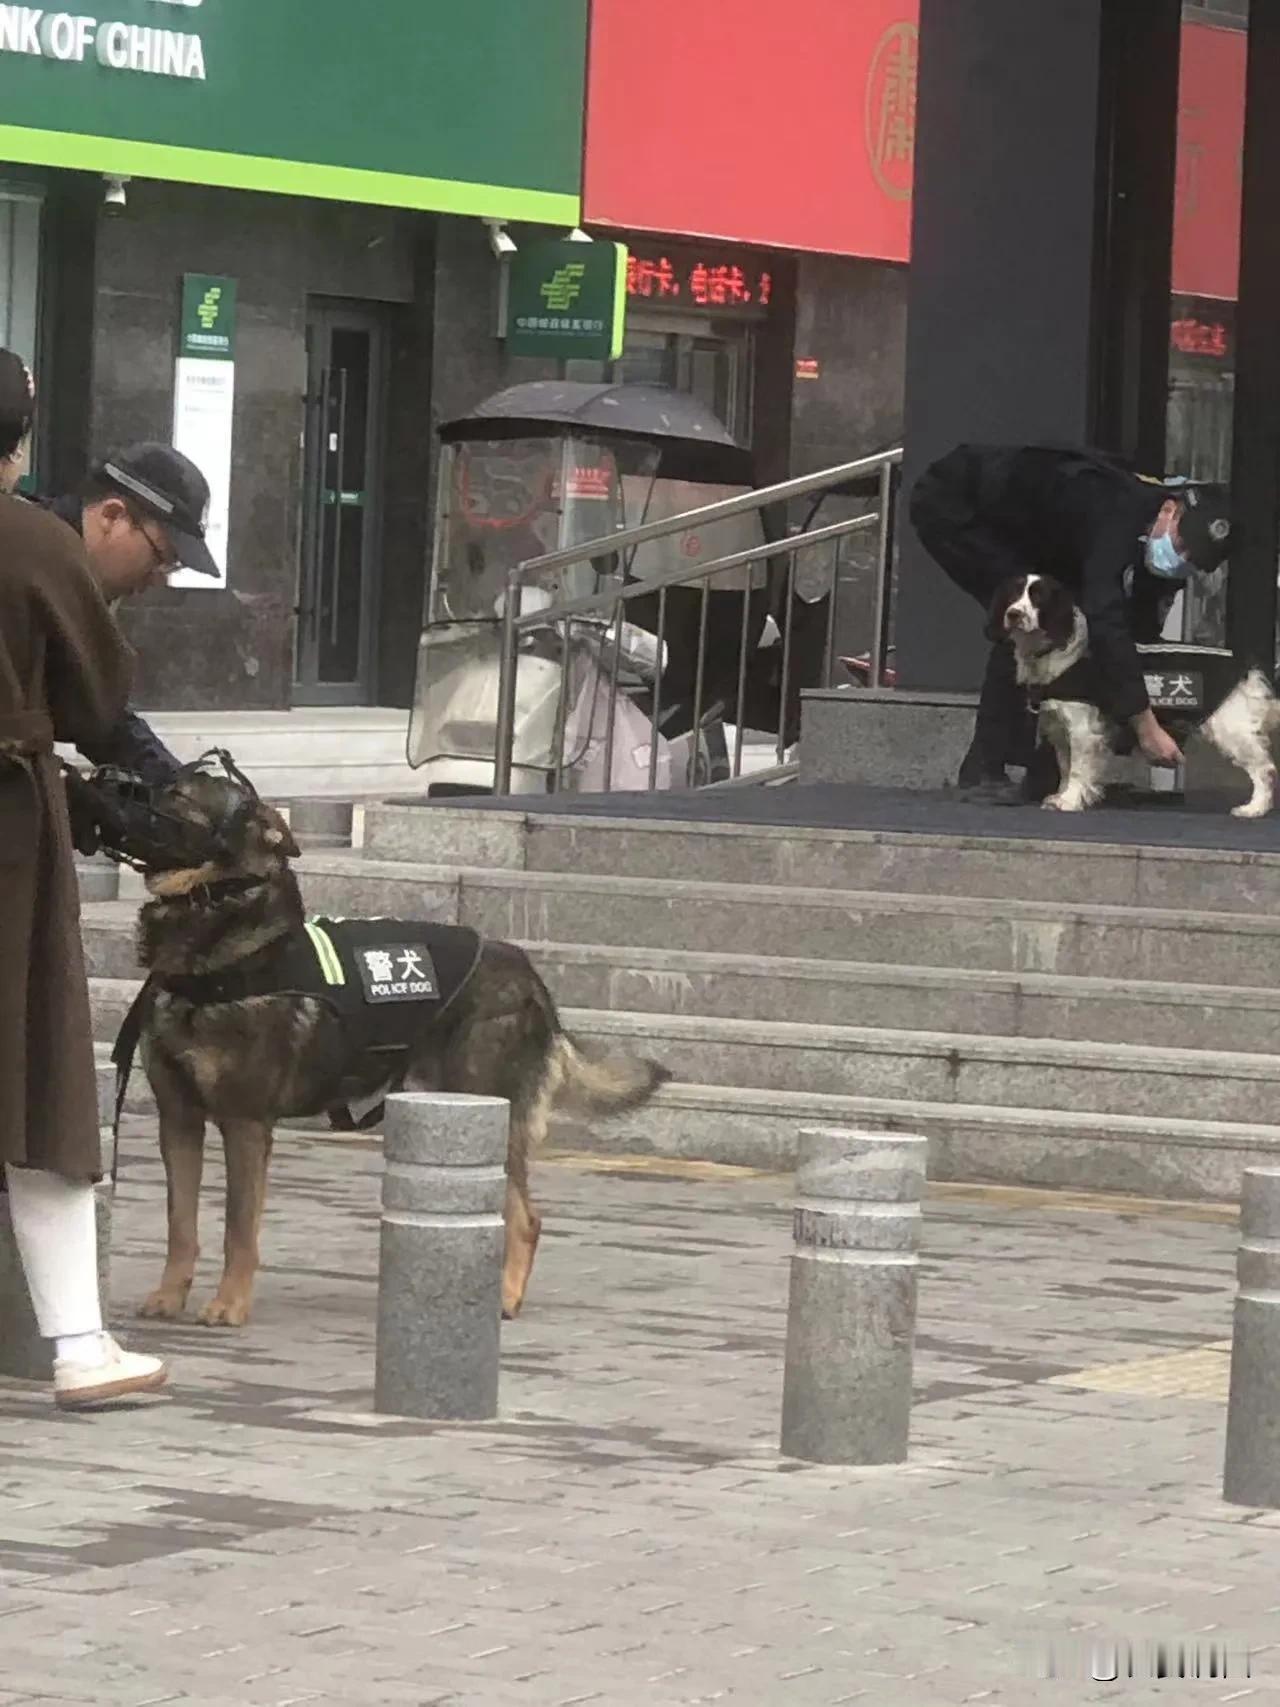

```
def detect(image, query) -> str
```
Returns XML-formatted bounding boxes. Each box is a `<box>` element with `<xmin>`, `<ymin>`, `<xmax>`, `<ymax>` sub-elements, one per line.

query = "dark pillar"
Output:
<box><xmin>1092</xmin><ymin>0</ymin><xmax>1180</xmax><ymax>470</ymax></box>
<box><xmin>896</xmin><ymin>0</ymin><xmax>1181</xmax><ymax>694</ymax></box>
<box><xmin>40</xmin><ymin>172</ymin><xmax>99</xmax><ymax>494</ymax></box>
<box><xmin>1226</xmin><ymin>3</ymin><xmax>1280</xmax><ymax>674</ymax></box>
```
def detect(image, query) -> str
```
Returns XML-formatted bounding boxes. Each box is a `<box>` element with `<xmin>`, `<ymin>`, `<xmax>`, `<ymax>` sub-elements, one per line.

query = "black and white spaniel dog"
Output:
<box><xmin>988</xmin><ymin>573</ymin><xmax>1279</xmax><ymax>817</ymax></box>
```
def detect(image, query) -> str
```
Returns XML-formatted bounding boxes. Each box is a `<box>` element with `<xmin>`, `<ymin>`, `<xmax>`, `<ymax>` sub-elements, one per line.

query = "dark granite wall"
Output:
<box><xmin>84</xmin><ymin>179</ymin><xmax>423</xmax><ymax>711</ymax></box>
<box><xmin>69</xmin><ymin>188</ymin><xmax>560</xmax><ymax>712</ymax></box>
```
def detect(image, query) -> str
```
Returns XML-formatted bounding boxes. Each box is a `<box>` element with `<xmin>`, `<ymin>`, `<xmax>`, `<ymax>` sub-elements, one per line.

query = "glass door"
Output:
<box><xmin>294</xmin><ymin>301</ymin><xmax>387</xmax><ymax>704</ymax></box>
<box><xmin>0</xmin><ymin>187</ymin><xmax>41</xmax><ymax>492</ymax></box>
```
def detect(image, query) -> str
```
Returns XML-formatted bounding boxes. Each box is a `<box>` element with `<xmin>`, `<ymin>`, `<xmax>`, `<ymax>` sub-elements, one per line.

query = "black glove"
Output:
<box><xmin>63</xmin><ymin>766</ymin><xmax>104</xmax><ymax>858</ymax></box>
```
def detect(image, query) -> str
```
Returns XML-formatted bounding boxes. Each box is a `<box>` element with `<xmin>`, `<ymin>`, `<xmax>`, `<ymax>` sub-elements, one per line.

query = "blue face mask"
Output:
<box><xmin>1145</xmin><ymin>532</ymin><xmax>1191</xmax><ymax>580</ymax></box>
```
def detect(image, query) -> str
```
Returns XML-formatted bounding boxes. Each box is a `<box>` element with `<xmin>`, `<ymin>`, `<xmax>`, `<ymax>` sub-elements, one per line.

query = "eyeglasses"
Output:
<box><xmin>136</xmin><ymin>517</ymin><xmax>179</xmax><ymax>573</ymax></box>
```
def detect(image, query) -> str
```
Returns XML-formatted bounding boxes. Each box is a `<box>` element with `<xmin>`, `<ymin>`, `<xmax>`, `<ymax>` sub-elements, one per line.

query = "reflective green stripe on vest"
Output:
<box><xmin>303</xmin><ymin>921</ymin><xmax>345</xmax><ymax>987</ymax></box>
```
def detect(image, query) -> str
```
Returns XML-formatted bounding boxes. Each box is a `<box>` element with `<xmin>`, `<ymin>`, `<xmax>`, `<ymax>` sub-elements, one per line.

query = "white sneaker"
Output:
<box><xmin>53</xmin><ymin>1334</ymin><xmax>168</xmax><ymax>1410</ymax></box>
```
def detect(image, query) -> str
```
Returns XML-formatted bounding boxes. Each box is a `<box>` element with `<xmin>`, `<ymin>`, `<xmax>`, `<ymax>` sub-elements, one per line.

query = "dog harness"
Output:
<box><xmin>1025</xmin><ymin>653</ymin><xmax>1105</xmax><ymax>711</ymax></box>
<box><xmin>113</xmin><ymin>916</ymin><xmax>483</xmax><ymax>1137</ymax></box>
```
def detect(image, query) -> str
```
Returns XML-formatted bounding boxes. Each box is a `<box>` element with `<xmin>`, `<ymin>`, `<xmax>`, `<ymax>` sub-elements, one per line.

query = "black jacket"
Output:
<box><xmin>40</xmin><ymin>493</ymin><xmax>182</xmax><ymax>784</ymax></box>
<box><xmin>911</xmin><ymin>445</ymin><xmax>1174</xmax><ymax>722</ymax></box>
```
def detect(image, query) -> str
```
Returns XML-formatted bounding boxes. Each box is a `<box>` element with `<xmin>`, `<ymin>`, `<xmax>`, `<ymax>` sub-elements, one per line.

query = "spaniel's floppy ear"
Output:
<box><xmin>985</xmin><ymin>577</ymin><xmax>1022</xmax><ymax>643</ymax></box>
<box><xmin>1036</xmin><ymin>576</ymin><xmax>1079</xmax><ymax>649</ymax></box>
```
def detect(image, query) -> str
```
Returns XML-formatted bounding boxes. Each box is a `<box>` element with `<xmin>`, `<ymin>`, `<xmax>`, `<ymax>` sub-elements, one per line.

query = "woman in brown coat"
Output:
<box><xmin>0</xmin><ymin>350</ymin><xmax>167</xmax><ymax>1408</ymax></box>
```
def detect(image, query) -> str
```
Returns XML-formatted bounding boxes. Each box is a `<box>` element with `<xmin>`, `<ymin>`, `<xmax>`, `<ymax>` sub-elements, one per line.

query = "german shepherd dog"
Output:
<box><xmin>122</xmin><ymin>766</ymin><xmax>670</xmax><ymax>1328</ymax></box>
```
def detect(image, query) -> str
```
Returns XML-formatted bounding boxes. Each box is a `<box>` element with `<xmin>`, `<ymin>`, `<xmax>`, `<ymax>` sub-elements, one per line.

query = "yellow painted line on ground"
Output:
<box><xmin>927</xmin><ymin>1180</ymin><xmax>1238</xmax><ymax>1224</ymax></box>
<box><xmin>239</xmin><ymin>1133</ymin><xmax>1241</xmax><ymax>1218</ymax></box>
<box><xmin>541</xmin><ymin>1149</ymin><xmax>771</xmax><ymax>1181</ymax></box>
<box><xmin>1047</xmin><ymin>1343</ymin><xmax>1232</xmax><ymax>1402</ymax></box>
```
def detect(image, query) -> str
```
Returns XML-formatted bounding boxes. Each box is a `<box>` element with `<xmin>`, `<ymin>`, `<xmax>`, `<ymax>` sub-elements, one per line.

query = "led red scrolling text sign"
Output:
<box><xmin>626</xmin><ymin>253</ymin><xmax>773</xmax><ymax>310</ymax></box>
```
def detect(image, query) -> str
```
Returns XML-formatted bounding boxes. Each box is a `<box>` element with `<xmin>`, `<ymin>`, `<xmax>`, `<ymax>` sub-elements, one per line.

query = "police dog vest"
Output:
<box><xmin>112</xmin><ymin>918</ymin><xmax>482</xmax><ymax>1137</ymax></box>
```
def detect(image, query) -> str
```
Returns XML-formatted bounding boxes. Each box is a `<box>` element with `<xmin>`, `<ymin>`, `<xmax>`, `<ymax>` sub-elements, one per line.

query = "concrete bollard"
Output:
<box><xmin>375</xmin><ymin>1091</ymin><xmax>507</xmax><ymax>1421</ymax></box>
<box><xmin>75</xmin><ymin>852</ymin><xmax>121</xmax><ymax>903</ymax></box>
<box><xmin>780</xmin><ymin>1127</ymin><xmax>928</xmax><ymax>1465</ymax></box>
<box><xmin>1223</xmin><ymin>1167</ymin><xmax>1280</xmax><ymax>1507</ymax></box>
<box><xmin>0</xmin><ymin>1064</ymin><xmax>116</xmax><ymax>1382</ymax></box>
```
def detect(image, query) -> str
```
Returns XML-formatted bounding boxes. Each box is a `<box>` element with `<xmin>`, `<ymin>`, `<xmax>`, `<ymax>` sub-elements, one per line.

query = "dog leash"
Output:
<box><xmin>110</xmin><ymin>981</ymin><xmax>156</xmax><ymax>1189</ymax></box>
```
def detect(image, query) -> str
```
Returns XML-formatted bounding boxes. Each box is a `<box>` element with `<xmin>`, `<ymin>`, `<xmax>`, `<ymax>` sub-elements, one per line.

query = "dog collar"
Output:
<box><xmin>161</xmin><ymin>875</ymin><xmax>270</xmax><ymax>908</ymax></box>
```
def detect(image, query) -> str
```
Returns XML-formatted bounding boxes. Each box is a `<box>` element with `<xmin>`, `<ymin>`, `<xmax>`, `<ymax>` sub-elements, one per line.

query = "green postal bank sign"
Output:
<box><xmin>0</xmin><ymin>0</ymin><xmax>587</xmax><ymax>222</ymax></box>
<box><xmin>509</xmin><ymin>239</ymin><xmax>628</xmax><ymax>361</ymax></box>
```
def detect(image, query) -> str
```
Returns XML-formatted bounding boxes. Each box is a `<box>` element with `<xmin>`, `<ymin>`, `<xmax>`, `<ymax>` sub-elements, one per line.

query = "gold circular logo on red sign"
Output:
<box><xmin>866</xmin><ymin>21</ymin><xmax>919</xmax><ymax>202</ymax></box>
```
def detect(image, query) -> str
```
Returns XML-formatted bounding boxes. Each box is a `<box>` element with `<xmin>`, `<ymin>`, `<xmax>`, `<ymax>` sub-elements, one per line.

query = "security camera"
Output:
<box><xmin>484</xmin><ymin>219</ymin><xmax>516</xmax><ymax>259</ymax></box>
<box><xmin>102</xmin><ymin>175</ymin><xmax>130</xmax><ymax>216</ymax></box>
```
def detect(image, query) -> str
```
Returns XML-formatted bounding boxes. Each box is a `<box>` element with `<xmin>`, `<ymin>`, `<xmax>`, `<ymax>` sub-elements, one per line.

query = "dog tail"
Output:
<box><xmin>549</xmin><ymin>1031</ymin><xmax>672</xmax><ymax>1117</ymax></box>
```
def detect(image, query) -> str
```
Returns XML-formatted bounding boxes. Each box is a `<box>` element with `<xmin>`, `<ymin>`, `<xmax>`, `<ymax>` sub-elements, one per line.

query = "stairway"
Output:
<box><xmin>83</xmin><ymin>802</ymin><xmax>1280</xmax><ymax>1201</ymax></box>
<box><xmin>61</xmin><ymin>707</ymin><xmax>424</xmax><ymax>802</ymax></box>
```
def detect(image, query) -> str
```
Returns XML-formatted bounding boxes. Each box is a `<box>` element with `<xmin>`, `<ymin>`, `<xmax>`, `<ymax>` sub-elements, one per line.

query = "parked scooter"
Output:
<box><xmin>407</xmin><ymin>381</ymin><xmax>774</xmax><ymax>797</ymax></box>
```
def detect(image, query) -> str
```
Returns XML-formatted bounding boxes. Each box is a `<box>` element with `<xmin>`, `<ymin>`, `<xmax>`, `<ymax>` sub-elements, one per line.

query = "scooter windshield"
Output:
<box><xmin>428</xmin><ymin>436</ymin><xmax>644</xmax><ymax>624</ymax></box>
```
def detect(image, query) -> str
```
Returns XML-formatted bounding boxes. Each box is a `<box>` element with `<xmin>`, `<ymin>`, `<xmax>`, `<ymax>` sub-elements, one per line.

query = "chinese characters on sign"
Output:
<box><xmin>865</xmin><ymin>20</ymin><xmax>918</xmax><ymax>202</ymax></box>
<box><xmin>508</xmin><ymin>239</ymin><xmax>628</xmax><ymax>361</ymax></box>
<box><xmin>1144</xmin><ymin>671</ymin><xmax>1202</xmax><ymax>711</ymax></box>
<box><xmin>1170</xmin><ymin>317</ymin><xmax>1230</xmax><ymax>360</ymax></box>
<box><xmin>625</xmin><ymin>251</ymin><xmax>774</xmax><ymax>312</ymax></box>
<box><xmin>358</xmin><ymin>945</ymin><xmax>439</xmax><ymax>1003</ymax></box>
<box><xmin>180</xmin><ymin>274</ymin><xmax>235</xmax><ymax>360</ymax></box>
<box><xmin>170</xmin><ymin>273</ymin><xmax>235</xmax><ymax>590</ymax></box>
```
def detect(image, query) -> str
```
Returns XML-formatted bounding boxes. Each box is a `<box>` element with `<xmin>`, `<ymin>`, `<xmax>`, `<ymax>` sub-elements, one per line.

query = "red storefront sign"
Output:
<box><xmin>586</xmin><ymin>4</ymin><xmax>1245</xmax><ymax>301</ymax></box>
<box><xmin>585</xmin><ymin>0</ymin><xmax>916</xmax><ymax>263</ymax></box>
<box><xmin>1173</xmin><ymin>23</ymin><xmax>1245</xmax><ymax>303</ymax></box>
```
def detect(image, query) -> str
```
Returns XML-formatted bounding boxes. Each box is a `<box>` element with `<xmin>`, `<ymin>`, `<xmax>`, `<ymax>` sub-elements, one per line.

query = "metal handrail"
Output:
<box><xmin>492</xmin><ymin>443</ymin><xmax>903</xmax><ymax>796</ymax></box>
<box><xmin>503</xmin><ymin>514</ymin><xmax>877</xmax><ymax>631</ymax></box>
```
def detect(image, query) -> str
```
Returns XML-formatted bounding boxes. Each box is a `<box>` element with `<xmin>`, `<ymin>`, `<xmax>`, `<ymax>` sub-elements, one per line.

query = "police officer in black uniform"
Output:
<box><xmin>909</xmin><ymin>443</ymin><xmax>1233</xmax><ymax>803</ymax></box>
<box><xmin>41</xmin><ymin>443</ymin><xmax>221</xmax><ymax>787</ymax></box>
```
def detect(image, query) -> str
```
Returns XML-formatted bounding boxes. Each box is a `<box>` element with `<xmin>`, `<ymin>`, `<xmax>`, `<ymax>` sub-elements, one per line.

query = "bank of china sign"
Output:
<box><xmin>0</xmin><ymin>0</ymin><xmax>206</xmax><ymax>80</ymax></box>
<box><xmin>0</xmin><ymin>0</ymin><xmax>585</xmax><ymax>224</ymax></box>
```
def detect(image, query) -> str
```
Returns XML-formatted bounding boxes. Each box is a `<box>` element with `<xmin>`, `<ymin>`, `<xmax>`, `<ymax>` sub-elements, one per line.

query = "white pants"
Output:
<box><xmin>4</xmin><ymin>1166</ymin><xmax>103</xmax><ymax>1340</ymax></box>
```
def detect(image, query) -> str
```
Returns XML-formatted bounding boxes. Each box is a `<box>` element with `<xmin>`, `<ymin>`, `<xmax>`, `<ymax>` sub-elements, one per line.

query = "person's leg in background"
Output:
<box><xmin>5</xmin><ymin>1163</ymin><xmax>167</xmax><ymax>1408</ymax></box>
<box><xmin>909</xmin><ymin>450</ymin><xmax>1060</xmax><ymax>801</ymax></box>
<box><xmin>964</xmin><ymin>638</ymin><xmax>1034</xmax><ymax>785</ymax></box>
<box><xmin>961</xmin><ymin>640</ymin><xmax>1061</xmax><ymax>802</ymax></box>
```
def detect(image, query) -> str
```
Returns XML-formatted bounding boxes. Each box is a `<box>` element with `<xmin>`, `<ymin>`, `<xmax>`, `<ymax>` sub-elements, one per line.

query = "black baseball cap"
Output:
<box><xmin>1176</xmin><ymin>481</ymin><xmax>1232</xmax><ymax>572</ymax></box>
<box><xmin>0</xmin><ymin>349</ymin><xmax>35</xmax><ymax>459</ymax></box>
<box><xmin>95</xmin><ymin>442</ymin><xmax>218</xmax><ymax>578</ymax></box>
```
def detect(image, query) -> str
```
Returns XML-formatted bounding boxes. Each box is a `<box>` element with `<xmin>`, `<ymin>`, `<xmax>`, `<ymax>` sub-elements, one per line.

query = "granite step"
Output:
<box><xmin>360</xmin><ymin>801</ymin><xmax>1280</xmax><ymax>915</ymax></box>
<box><xmin>291</xmin><ymin>851</ymin><xmax>1280</xmax><ymax>989</ymax></box>
<box><xmin>564</xmin><ymin>1007</ymin><xmax>1280</xmax><ymax>1127</ymax></box>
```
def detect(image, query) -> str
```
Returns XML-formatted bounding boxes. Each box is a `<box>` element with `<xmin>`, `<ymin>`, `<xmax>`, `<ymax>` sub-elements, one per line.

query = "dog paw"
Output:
<box><xmin>1233</xmin><ymin>802</ymin><xmax>1271</xmax><ymax>820</ymax></box>
<box><xmin>138</xmin><ymin>1289</ymin><xmax>189</xmax><ymax>1320</ymax></box>
<box><xmin>501</xmin><ymin>1293</ymin><xmax>524</xmax><ymax>1321</ymax></box>
<box><xmin>1041</xmin><ymin>794</ymin><xmax>1065</xmax><ymax>812</ymax></box>
<box><xmin>197</xmin><ymin>1295</ymin><xmax>251</xmax><ymax>1328</ymax></box>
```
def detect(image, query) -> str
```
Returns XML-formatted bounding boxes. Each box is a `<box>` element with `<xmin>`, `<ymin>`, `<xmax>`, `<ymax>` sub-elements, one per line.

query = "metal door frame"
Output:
<box><xmin>294</xmin><ymin>297</ymin><xmax>389</xmax><ymax>706</ymax></box>
<box><xmin>611</xmin><ymin>310</ymin><xmax>756</xmax><ymax>444</ymax></box>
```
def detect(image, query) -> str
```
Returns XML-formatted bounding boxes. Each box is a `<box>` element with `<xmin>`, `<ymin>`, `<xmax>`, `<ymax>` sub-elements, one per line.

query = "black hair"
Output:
<box><xmin>0</xmin><ymin>350</ymin><xmax>34</xmax><ymax>461</ymax></box>
<box><xmin>0</xmin><ymin>417</ymin><xmax>26</xmax><ymax>462</ymax></box>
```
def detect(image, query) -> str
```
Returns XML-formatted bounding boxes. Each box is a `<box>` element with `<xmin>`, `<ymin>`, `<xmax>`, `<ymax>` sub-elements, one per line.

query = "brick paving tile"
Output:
<box><xmin>0</xmin><ymin>1127</ymin><xmax>1276</xmax><ymax>1705</ymax></box>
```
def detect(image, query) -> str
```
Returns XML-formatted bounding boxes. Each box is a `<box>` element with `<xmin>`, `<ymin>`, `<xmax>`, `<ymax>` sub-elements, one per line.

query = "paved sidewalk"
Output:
<box><xmin>1</xmin><ymin>1127</ymin><xmax>1277</xmax><ymax>1706</ymax></box>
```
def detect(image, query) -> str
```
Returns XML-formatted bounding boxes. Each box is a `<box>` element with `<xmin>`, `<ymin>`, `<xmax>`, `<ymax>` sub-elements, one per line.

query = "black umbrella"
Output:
<box><xmin>440</xmin><ymin>381</ymin><xmax>755</xmax><ymax>487</ymax></box>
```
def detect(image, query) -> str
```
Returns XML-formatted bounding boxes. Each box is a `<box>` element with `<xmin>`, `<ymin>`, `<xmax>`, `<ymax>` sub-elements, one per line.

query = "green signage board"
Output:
<box><xmin>0</xmin><ymin>0</ymin><xmax>586</xmax><ymax>224</ymax></box>
<box><xmin>508</xmin><ymin>240</ymin><xmax>628</xmax><ymax>361</ymax></box>
<box><xmin>180</xmin><ymin>274</ymin><xmax>236</xmax><ymax>361</ymax></box>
